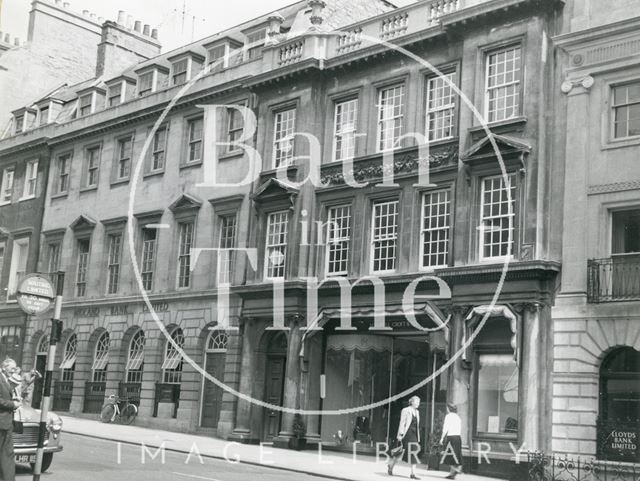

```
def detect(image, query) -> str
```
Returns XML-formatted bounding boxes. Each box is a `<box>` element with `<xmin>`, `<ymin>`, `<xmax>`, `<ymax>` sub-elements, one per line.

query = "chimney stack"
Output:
<box><xmin>143</xmin><ymin>24</ymin><xmax>150</xmax><ymax>36</ymax></box>
<box><xmin>54</xmin><ymin>0</ymin><xmax>61</xmax><ymax>5</ymax></box>
<box><xmin>117</xmin><ymin>10</ymin><xmax>126</xmax><ymax>24</ymax></box>
<box><xmin>82</xmin><ymin>9</ymin><xmax>89</xmax><ymax>16</ymax></box>
<box><xmin>134</xmin><ymin>21</ymin><xmax>142</xmax><ymax>33</ymax></box>
<box><xmin>4</xmin><ymin>34</ymin><xmax>9</xmax><ymax>43</ymax></box>
<box><xmin>63</xmin><ymin>2</ymin><xmax>70</xmax><ymax>8</ymax></box>
<box><xmin>98</xmin><ymin>17</ymin><xmax>104</xmax><ymax>23</ymax></box>
<box><xmin>14</xmin><ymin>38</ymin><xmax>20</xmax><ymax>46</ymax></box>
<box><xmin>151</xmin><ymin>29</ymin><xmax>158</xmax><ymax>39</ymax></box>
<box><xmin>126</xmin><ymin>15</ymin><xmax>133</xmax><ymax>29</ymax></box>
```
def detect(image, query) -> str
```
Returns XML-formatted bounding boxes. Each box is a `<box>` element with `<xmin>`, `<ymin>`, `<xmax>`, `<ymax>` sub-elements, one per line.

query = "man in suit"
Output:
<box><xmin>0</xmin><ymin>358</ymin><xmax>20</xmax><ymax>481</ymax></box>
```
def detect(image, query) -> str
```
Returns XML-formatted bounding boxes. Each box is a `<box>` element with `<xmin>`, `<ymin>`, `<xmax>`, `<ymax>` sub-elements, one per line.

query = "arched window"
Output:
<box><xmin>162</xmin><ymin>328</ymin><xmax>184</xmax><ymax>384</ymax></box>
<box><xmin>598</xmin><ymin>347</ymin><xmax>640</xmax><ymax>462</ymax></box>
<box><xmin>91</xmin><ymin>332</ymin><xmax>110</xmax><ymax>383</ymax></box>
<box><xmin>36</xmin><ymin>335</ymin><xmax>48</xmax><ymax>358</ymax></box>
<box><xmin>126</xmin><ymin>329</ymin><xmax>145</xmax><ymax>383</ymax></box>
<box><xmin>60</xmin><ymin>334</ymin><xmax>77</xmax><ymax>382</ymax></box>
<box><xmin>206</xmin><ymin>330</ymin><xmax>228</xmax><ymax>353</ymax></box>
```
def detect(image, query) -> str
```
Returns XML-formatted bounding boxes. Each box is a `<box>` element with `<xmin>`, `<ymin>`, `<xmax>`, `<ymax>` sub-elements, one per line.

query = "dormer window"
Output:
<box><xmin>172</xmin><ymin>59</ymin><xmax>188</xmax><ymax>85</ymax></box>
<box><xmin>205</xmin><ymin>38</ymin><xmax>243</xmax><ymax>72</ymax></box>
<box><xmin>245</xmin><ymin>29</ymin><xmax>266</xmax><ymax>60</ymax></box>
<box><xmin>108</xmin><ymin>83</ymin><xmax>123</xmax><ymax>107</ymax></box>
<box><xmin>38</xmin><ymin>105</ymin><xmax>50</xmax><ymax>126</ymax></box>
<box><xmin>79</xmin><ymin>94</ymin><xmax>93</xmax><ymax>117</ymax></box>
<box><xmin>14</xmin><ymin>115</ymin><xmax>24</xmax><ymax>134</ymax></box>
<box><xmin>138</xmin><ymin>71</ymin><xmax>155</xmax><ymax>97</ymax></box>
<box><xmin>169</xmin><ymin>53</ymin><xmax>205</xmax><ymax>86</ymax></box>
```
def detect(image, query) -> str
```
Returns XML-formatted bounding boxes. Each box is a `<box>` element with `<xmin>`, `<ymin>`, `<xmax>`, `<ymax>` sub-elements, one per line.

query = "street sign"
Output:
<box><xmin>16</xmin><ymin>274</ymin><xmax>55</xmax><ymax>316</ymax></box>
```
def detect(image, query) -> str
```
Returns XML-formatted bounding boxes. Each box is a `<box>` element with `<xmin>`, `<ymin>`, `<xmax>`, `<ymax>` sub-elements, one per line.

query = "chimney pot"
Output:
<box><xmin>55</xmin><ymin>0</ymin><xmax>61</xmax><ymax>5</ymax></box>
<box><xmin>82</xmin><ymin>9</ymin><xmax>89</xmax><ymax>16</ymax></box>
<box><xmin>63</xmin><ymin>2</ymin><xmax>70</xmax><ymax>9</ymax></box>
<box><xmin>117</xmin><ymin>10</ymin><xmax>126</xmax><ymax>24</ymax></box>
<box><xmin>4</xmin><ymin>34</ymin><xmax>9</xmax><ymax>43</ymax></box>
<box><xmin>134</xmin><ymin>21</ymin><xmax>142</xmax><ymax>33</ymax></box>
<box><xmin>126</xmin><ymin>15</ymin><xmax>133</xmax><ymax>29</ymax></box>
<box><xmin>143</xmin><ymin>24</ymin><xmax>150</xmax><ymax>36</ymax></box>
<box><xmin>151</xmin><ymin>29</ymin><xmax>158</xmax><ymax>39</ymax></box>
<box><xmin>14</xmin><ymin>38</ymin><xmax>19</xmax><ymax>46</ymax></box>
<box><xmin>90</xmin><ymin>13</ymin><xmax>96</xmax><ymax>20</ymax></box>
<box><xmin>98</xmin><ymin>17</ymin><xmax>104</xmax><ymax>23</ymax></box>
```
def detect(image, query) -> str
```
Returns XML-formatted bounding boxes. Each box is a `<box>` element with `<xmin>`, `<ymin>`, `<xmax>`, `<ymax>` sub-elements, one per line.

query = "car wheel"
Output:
<box><xmin>30</xmin><ymin>453</ymin><xmax>53</xmax><ymax>473</ymax></box>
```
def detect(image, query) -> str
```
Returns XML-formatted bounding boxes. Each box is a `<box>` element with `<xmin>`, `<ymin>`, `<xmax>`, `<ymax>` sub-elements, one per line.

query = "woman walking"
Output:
<box><xmin>387</xmin><ymin>396</ymin><xmax>421</xmax><ymax>479</ymax></box>
<box><xmin>440</xmin><ymin>402</ymin><xmax>463</xmax><ymax>479</ymax></box>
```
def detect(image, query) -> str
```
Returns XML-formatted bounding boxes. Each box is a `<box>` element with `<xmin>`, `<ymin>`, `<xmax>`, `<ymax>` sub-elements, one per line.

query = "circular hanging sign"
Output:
<box><xmin>16</xmin><ymin>274</ymin><xmax>55</xmax><ymax>315</ymax></box>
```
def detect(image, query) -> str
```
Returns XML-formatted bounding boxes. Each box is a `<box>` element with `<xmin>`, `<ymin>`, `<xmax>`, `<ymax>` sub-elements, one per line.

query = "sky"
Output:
<box><xmin>0</xmin><ymin>0</ymin><xmax>414</xmax><ymax>52</ymax></box>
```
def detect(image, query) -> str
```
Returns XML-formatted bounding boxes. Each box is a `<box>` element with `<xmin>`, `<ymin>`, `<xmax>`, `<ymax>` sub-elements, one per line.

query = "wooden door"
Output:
<box><xmin>201</xmin><ymin>352</ymin><xmax>225</xmax><ymax>428</ymax></box>
<box><xmin>263</xmin><ymin>356</ymin><xmax>285</xmax><ymax>440</ymax></box>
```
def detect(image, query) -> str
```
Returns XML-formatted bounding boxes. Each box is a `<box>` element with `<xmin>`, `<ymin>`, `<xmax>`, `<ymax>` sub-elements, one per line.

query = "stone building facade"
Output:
<box><xmin>551</xmin><ymin>0</ymin><xmax>640</xmax><ymax>464</ymax></box>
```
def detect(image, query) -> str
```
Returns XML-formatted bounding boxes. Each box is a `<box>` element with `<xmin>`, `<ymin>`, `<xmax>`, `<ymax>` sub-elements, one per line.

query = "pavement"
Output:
<box><xmin>60</xmin><ymin>415</ymin><xmax>503</xmax><ymax>481</ymax></box>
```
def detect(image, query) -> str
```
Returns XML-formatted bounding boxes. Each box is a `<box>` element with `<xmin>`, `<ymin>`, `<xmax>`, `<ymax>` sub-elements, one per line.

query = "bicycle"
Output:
<box><xmin>100</xmin><ymin>394</ymin><xmax>138</xmax><ymax>425</ymax></box>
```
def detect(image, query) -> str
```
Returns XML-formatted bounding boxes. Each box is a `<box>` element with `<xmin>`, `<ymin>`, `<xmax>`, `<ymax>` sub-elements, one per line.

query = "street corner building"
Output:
<box><xmin>0</xmin><ymin>0</ymin><xmax>638</xmax><ymax>479</ymax></box>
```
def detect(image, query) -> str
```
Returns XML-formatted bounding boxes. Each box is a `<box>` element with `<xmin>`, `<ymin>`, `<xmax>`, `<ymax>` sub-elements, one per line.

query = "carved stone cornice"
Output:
<box><xmin>319</xmin><ymin>144</ymin><xmax>458</xmax><ymax>188</ymax></box>
<box><xmin>588</xmin><ymin>180</ymin><xmax>640</xmax><ymax>195</ymax></box>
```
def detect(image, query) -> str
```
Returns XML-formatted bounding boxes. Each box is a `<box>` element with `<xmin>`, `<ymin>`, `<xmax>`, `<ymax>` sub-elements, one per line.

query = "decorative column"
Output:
<box><xmin>308</xmin><ymin>0</ymin><xmax>326</xmax><ymax>30</ymax></box>
<box><xmin>446</xmin><ymin>306</ymin><xmax>472</xmax><ymax>448</ymax></box>
<box><xmin>229</xmin><ymin>317</ymin><xmax>259</xmax><ymax>443</ymax></box>
<box><xmin>559</xmin><ymin>75</ymin><xmax>593</xmax><ymax>295</ymax></box>
<box><xmin>515</xmin><ymin>302</ymin><xmax>546</xmax><ymax>452</ymax></box>
<box><xmin>273</xmin><ymin>314</ymin><xmax>304</xmax><ymax>449</ymax></box>
<box><xmin>266</xmin><ymin>14</ymin><xmax>284</xmax><ymax>45</ymax></box>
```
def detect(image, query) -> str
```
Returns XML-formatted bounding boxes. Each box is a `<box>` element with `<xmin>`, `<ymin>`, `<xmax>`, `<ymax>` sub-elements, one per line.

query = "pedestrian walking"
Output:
<box><xmin>440</xmin><ymin>402</ymin><xmax>463</xmax><ymax>479</ymax></box>
<box><xmin>387</xmin><ymin>396</ymin><xmax>421</xmax><ymax>479</ymax></box>
<box><xmin>0</xmin><ymin>358</ymin><xmax>21</xmax><ymax>481</ymax></box>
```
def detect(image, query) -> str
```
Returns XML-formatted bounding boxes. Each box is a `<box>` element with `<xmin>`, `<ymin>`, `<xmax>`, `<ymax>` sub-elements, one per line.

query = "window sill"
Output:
<box><xmin>110</xmin><ymin>178</ymin><xmax>130</xmax><ymax>187</ymax></box>
<box><xmin>468</xmin><ymin>116</ymin><xmax>527</xmax><ymax>135</ymax></box>
<box><xmin>79</xmin><ymin>186</ymin><xmax>98</xmax><ymax>194</ymax></box>
<box><xmin>144</xmin><ymin>170</ymin><xmax>165</xmax><ymax>179</ymax></box>
<box><xmin>218</xmin><ymin>150</ymin><xmax>245</xmax><ymax>161</ymax></box>
<box><xmin>18</xmin><ymin>195</ymin><xmax>36</xmax><ymax>202</ymax></box>
<box><xmin>179</xmin><ymin>160</ymin><xmax>203</xmax><ymax>170</ymax></box>
<box><xmin>50</xmin><ymin>192</ymin><xmax>68</xmax><ymax>200</ymax></box>
<box><xmin>601</xmin><ymin>135</ymin><xmax>640</xmax><ymax>151</ymax></box>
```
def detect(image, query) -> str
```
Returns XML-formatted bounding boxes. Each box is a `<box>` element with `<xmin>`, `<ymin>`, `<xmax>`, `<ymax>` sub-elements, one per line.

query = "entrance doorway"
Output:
<box><xmin>262</xmin><ymin>332</ymin><xmax>287</xmax><ymax>441</ymax></box>
<box><xmin>200</xmin><ymin>330</ymin><xmax>228</xmax><ymax>429</ymax></box>
<box><xmin>32</xmin><ymin>335</ymin><xmax>48</xmax><ymax>409</ymax></box>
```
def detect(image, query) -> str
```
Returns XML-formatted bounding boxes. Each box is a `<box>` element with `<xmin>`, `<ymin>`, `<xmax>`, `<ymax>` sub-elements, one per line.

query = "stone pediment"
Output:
<box><xmin>69</xmin><ymin>214</ymin><xmax>97</xmax><ymax>232</ymax></box>
<box><xmin>462</xmin><ymin>133</ymin><xmax>530</xmax><ymax>170</ymax></box>
<box><xmin>168</xmin><ymin>193</ymin><xmax>203</xmax><ymax>213</ymax></box>
<box><xmin>252</xmin><ymin>177</ymin><xmax>299</xmax><ymax>204</ymax></box>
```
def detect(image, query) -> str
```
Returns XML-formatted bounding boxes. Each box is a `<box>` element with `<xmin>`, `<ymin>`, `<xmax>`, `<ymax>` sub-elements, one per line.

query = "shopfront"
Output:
<box><xmin>317</xmin><ymin>314</ymin><xmax>448</xmax><ymax>453</ymax></box>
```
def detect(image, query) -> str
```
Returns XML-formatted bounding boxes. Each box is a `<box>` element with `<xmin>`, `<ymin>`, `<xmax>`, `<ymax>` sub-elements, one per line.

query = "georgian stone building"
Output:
<box><xmin>551</xmin><ymin>0</ymin><xmax>640</xmax><ymax>464</ymax></box>
<box><xmin>4</xmin><ymin>0</ymin><xmax>621</xmax><ymax>476</ymax></box>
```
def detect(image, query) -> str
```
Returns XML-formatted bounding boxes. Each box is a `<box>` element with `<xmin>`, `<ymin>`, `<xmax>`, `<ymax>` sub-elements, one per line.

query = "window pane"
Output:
<box><xmin>326</xmin><ymin>205</ymin><xmax>351</xmax><ymax>275</ymax></box>
<box><xmin>422</xmin><ymin>190</ymin><xmax>451</xmax><ymax>267</ymax></box>
<box><xmin>476</xmin><ymin>353</ymin><xmax>519</xmax><ymax>435</ymax></box>
<box><xmin>371</xmin><ymin>200</ymin><xmax>398</xmax><ymax>272</ymax></box>
<box><xmin>265</xmin><ymin>211</ymin><xmax>288</xmax><ymax>278</ymax></box>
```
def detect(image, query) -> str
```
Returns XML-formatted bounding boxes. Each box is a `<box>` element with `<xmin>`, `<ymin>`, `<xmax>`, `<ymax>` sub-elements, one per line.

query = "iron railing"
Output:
<box><xmin>587</xmin><ymin>256</ymin><xmax>640</xmax><ymax>303</ymax></box>
<box><xmin>119</xmin><ymin>382</ymin><xmax>142</xmax><ymax>406</ymax></box>
<box><xmin>83</xmin><ymin>381</ymin><xmax>106</xmax><ymax>413</ymax></box>
<box><xmin>52</xmin><ymin>381</ymin><xmax>73</xmax><ymax>412</ymax></box>
<box><xmin>528</xmin><ymin>453</ymin><xmax>640</xmax><ymax>481</ymax></box>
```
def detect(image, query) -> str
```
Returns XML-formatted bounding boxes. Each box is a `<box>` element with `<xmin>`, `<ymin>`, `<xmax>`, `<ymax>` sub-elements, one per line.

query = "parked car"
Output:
<box><xmin>13</xmin><ymin>405</ymin><xmax>63</xmax><ymax>472</ymax></box>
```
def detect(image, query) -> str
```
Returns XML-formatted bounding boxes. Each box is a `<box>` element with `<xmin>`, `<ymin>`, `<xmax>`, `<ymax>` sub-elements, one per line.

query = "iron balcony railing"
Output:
<box><xmin>587</xmin><ymin>255</ymin><xmax>640</xmax><ymax>303</ymax></box>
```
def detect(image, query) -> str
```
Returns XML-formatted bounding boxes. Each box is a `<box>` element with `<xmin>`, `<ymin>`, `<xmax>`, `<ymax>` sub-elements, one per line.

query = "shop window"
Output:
<box><xmin>126</xmin><ymin>329</ymin><xmax>145</xmax><ymax>383</ymax></box>
<box><xmin>92</xmin><ymin>331</ymin><xmax>110</xmax><ymax>383</ymax></box>
<box><xmin>475</xmin><ymin>353</ymin><xmax>519</xmax><ymax>436</ymax></box>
